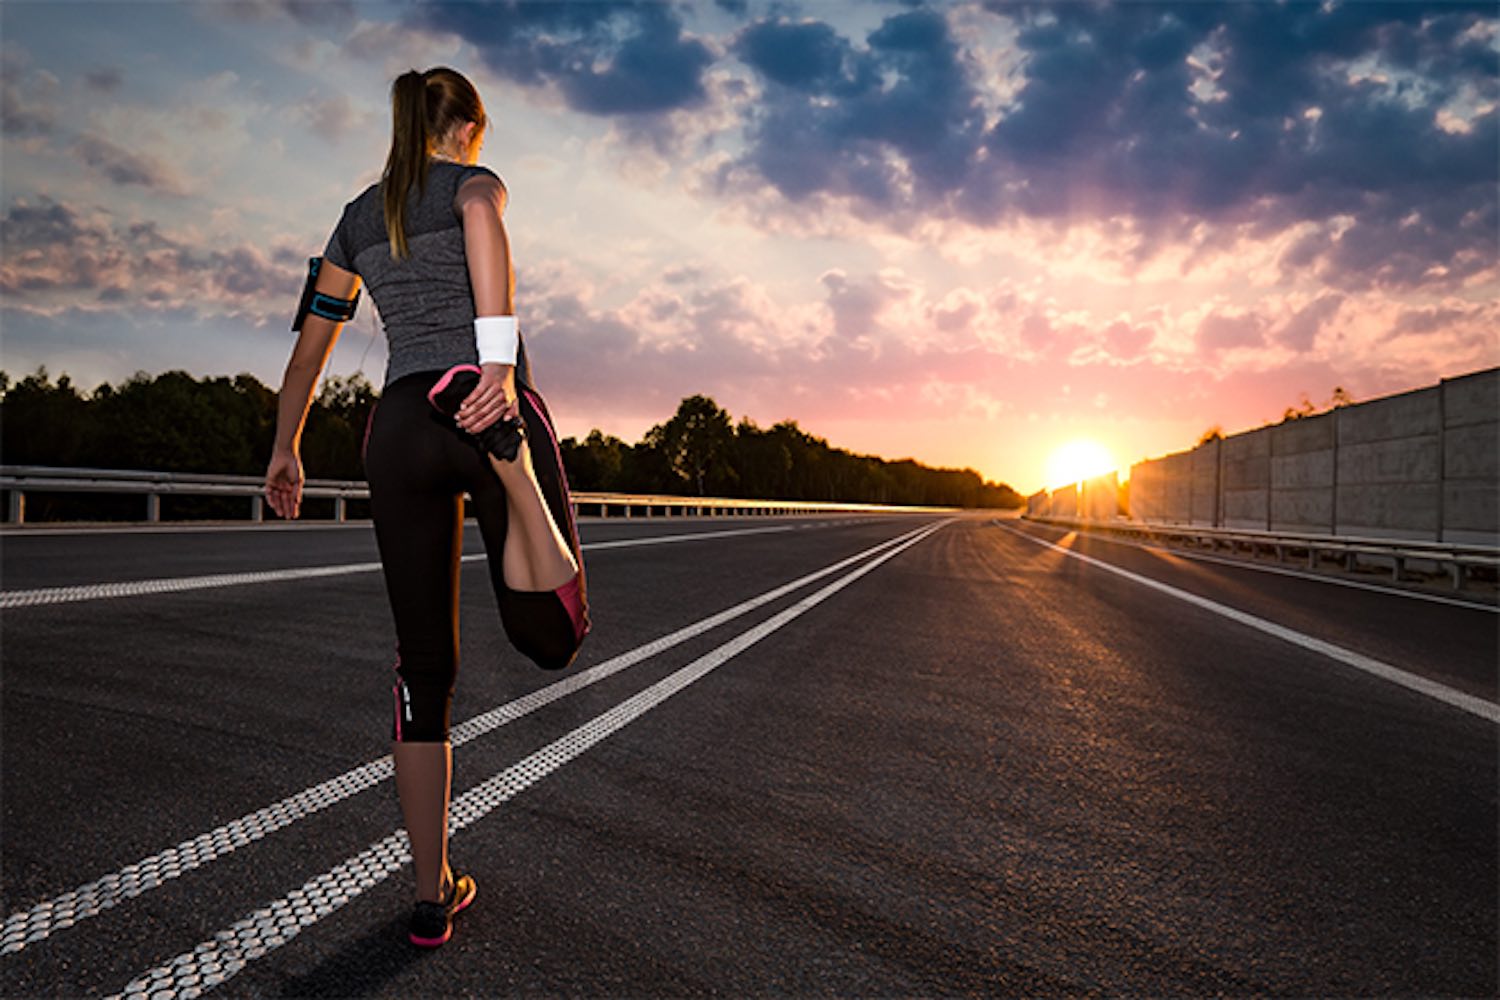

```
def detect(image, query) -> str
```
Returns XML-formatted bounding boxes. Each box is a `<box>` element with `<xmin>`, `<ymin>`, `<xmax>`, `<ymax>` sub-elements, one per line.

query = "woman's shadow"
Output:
<box><xmin>274</xmin><ymin>915</ymin><xmax>426</xmax><ymax>997</ymax></box>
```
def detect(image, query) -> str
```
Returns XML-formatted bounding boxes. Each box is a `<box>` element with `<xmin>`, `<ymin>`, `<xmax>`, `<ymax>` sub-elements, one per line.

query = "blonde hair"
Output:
<box><xmin>382</xmin><ymin>67</ymin><xmax>486</xmax><ymax>258</ymax></box>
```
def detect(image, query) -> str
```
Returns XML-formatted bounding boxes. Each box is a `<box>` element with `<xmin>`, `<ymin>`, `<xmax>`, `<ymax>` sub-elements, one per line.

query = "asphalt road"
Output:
<box><xmin>1</xmin><ymin>513</ymin><xmax>1495</xmax><ymax>998</ymax></box>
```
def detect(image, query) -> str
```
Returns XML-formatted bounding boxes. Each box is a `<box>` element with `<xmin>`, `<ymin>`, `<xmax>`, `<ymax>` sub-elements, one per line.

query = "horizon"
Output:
<box><xmin>2</xmin><ymin>1</ymin><xmax>1496</xmax><ymax>495</ymax></box>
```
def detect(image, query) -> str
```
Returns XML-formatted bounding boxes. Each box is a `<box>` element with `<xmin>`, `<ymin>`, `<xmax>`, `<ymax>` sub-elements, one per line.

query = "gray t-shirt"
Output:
<box><xmin>322</xmin><ymin>161</ymin><xmax>531</xmax><ymax>387</ymax></box>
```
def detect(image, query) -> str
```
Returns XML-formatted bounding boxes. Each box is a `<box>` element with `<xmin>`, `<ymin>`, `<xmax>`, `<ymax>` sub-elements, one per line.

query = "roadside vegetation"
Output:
<box><xmin>0</xmin><ymin>369</ymin><xmax>1023</xmax><ymax>520</ymax></box>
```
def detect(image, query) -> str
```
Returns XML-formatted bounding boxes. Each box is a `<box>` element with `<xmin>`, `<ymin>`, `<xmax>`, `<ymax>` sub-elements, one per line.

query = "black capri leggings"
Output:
<box><xmin>364</xmin><ymin>369</ymin><xmax>590</xmax><ymax>743</ymax></box>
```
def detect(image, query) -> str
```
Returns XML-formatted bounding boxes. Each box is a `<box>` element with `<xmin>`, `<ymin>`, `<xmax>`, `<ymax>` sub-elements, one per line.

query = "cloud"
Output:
<box><xmin>212</xmin><ymin>0</ymin><xmax>355</xmax><ymax>28</ymax></box>
<box><xmin>293</xmin><ymin>91</ymin><xmax>363</xmax><ymax>140</ymax></box>
<box><xmin>1273</xmin><ymin>293</ymin><xmax>1343</xmax><ymax>351</ymax></box>
<box><xmin>725</xmin><ymin>9</ymin><xmax>984</xmax><ymax>210</ymax></box>
<box><xmin>84</xmin><ymin>67</ymin><xmax>124</xmax><ymax>92</ymax></box>
<box><xmin>73</xmin><ymin>133</ymin><xmax>188</xmax><ymax>194</ymax></box>
<box><xmin>0</xmin><ymin>197</ymin><xmax>297</xmax><ymax>322</ymax></box>
<box><xmin>720</xmin><ymin>4</ymin><xmax>1496</xmax><ymax>291</ymax></box>
<box><xmin>409</xmin><ymin>2</ymin><xmax>714</xmax><ymax>116</ymax></box>
<box><xmin>1196</xmin><ymin>309</ymin><xmax>1266</xmax><ymax>354</ymax></box>
<box><xmin>1</xmin><ymin>45</ymin><xmax>53</xmax><ymax>135</ymax></box>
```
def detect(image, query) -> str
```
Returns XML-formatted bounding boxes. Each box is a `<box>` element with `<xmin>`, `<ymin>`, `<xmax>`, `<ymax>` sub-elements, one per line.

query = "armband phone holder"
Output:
<box><xmin>292</xmin><ymin>257</ymin><xmax>361</xmax><ymax>331</ymax></box>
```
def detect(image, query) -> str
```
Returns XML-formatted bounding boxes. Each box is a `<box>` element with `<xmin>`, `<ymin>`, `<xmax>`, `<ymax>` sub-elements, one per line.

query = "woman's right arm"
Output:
<box><xmin>265</xmin><ymin>259</ymin><xmax>361</xmax><ymax>519</ymax></box>
<box><xmin>452</xmin><ymin>172</ymin><xmax>519</xmax><ymax>435</ymax></box>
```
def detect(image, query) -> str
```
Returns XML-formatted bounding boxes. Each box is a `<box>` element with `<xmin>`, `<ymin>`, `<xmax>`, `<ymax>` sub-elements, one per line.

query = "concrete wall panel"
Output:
<box><xmin>1444</xmin><ymin>421</ymin><xmax>1498</xmax><ymax>480</ymax></box>
<box><xmin>1052</xmin><ymin>483</ymin><xmax>1079</xmax><ymax>517</ymax></box>
<box><xmin>1190</xmin><ymin>441</ymin><xmax>1219</xmax><ymax>526</ymax></box>
<box><xmin>1272</xmin><ymin>412</ymin><xmax>1335</xmax><ymax>455</ymax></box>
<box><xmin>1337</xmin><ymin>438</ymin><xmax>1440</xmax><ymax>485</ymax></box>
<box><xmin>1443</xmin><ymin>368</ymin><xmax>1499</xmax><ymax>428</ymax></box>
<box><xmin>1271</xmin><ymin>488</ymin><xmax>1333</xmax><ymax>532</ymax></box>
<box><xmin>1222</xmin><ymin>429</ymin><xmax>1270</xmax><ymax>489</ymax></box>
<box><xmin>1336</xmin><ymin>484</ymin><xmax>1439</xmax><ymax>538</ymax></box>
<box><xmin>1081</xmin><ymin>472</ymin><xmax>1119</xmax><ymax>521</ymax></box>
<box><xmin>1443</xmin><ymin>481</ymin><xmax>1498</xmax><ymax>543</ymax></box>
<box><xmin>1337</xmin><ymin>386</ymin><xmax>1438</xmax><ymax>445</ymax></box>
<box><xmin>1223</xmin><ymin>489</ymin><xmax>1269</xmax><ymax>529</ymax></box>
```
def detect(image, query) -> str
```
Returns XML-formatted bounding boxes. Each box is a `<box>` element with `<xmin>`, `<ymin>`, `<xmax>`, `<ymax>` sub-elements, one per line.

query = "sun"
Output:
<box><xmin>1046</xmin><ymin>439</ymin><xmax>1116</xmax><ymax>489</ymax></box>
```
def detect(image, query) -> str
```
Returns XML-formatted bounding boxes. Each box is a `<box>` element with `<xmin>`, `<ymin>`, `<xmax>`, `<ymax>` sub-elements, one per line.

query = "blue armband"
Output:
<box><xmin>292</xmin><ymin>257</ymin><xmax>360</xmax><ymax>331</ymax></box>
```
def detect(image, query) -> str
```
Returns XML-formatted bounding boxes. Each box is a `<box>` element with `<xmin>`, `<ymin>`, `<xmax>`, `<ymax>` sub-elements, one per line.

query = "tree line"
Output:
<box><xmin>0</xmin><ymin>369</ymin><xmax>1022</xmax><ymax>519</ymax></box>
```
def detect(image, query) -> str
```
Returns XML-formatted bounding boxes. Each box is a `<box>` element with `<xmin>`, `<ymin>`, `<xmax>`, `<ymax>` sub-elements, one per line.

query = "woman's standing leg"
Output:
<box><xmin>366</xmin><ymin>377</ymin><xmax>470</xmax><ymax>906</ymax></box>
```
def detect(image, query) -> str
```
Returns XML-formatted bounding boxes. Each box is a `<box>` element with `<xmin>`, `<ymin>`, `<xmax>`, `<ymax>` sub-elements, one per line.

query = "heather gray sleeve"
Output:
<box><xmin>321</xmin><ymin>203</ymin><xmax>355</xmax><ymax>271</ymax></box>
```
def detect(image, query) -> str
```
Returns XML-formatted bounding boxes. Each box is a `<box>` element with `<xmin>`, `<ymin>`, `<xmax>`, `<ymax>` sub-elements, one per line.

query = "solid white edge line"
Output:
<box><xmin>0</xmin><ymin>520</ymin><xmax>894</xmax><ymax>609</ymax></box>
<box><xmin>1012</xmin><ymin>520</ymin><xmax>1499</xmax><ymax>614</ymax></box>
<box><xmin>997</xmin><ymin>523</ymin><xmax>1500</xmax><ymax>725</ymax></box>
<box><xmin>102</xmin><ymin>519</ymin><xmax>952</xmax><ymax>999</ymax></box>
<box><xmin>0</xmin><ymin>514</ymin><xmax>870</xmax><ymax>539</ymax></box>
<box><xmin>0</xmin><ymin>521</ymin><xmax>935</xmax><ymax>957</ymax></box>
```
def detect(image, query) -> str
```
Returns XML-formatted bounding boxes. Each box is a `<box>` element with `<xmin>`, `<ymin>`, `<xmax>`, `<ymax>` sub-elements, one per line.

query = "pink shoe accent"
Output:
<box><xmin>409</xmin><ymin>929</ymin><xmax>451</xmax><ymax>948</ymax></box>
<box><xmin>426</xmin><ymin>364</ymin><xmax>482</xmax><ymax>410</ymax></box>
<box><xmin>554</xmin><ymin>573</ymin><xmax>589</xmax><ymax>644</ymax></box>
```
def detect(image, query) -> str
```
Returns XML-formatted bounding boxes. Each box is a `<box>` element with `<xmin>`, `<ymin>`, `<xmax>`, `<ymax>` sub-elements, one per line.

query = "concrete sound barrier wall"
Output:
<box><xmin>1122</xmin><ymin>366</ymin><xmax>1497</xmax><ymax>545</ymax></box>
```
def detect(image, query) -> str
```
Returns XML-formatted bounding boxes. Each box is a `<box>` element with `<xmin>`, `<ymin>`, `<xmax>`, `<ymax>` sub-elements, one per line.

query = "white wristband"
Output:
<box><xmin>474</xmin><ymin>315</ymin><xmax>518</xmax><ymax>366</ymax></box>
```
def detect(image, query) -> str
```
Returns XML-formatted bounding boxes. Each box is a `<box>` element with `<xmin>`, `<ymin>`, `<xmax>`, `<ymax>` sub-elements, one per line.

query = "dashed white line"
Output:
<box><xmin>103</xmin><ymin>519</ymin><xmax>951</xmax><ymax>999</ymax></box>
<box><xmin>999</xmin><ymin>523</ymin><xmax>1500</xmax><ymax>724</ymax></box>
<box><xmin>0</xmin><ymin>522</ymin><xmax>935</xmax><ymax>956</ymax></box>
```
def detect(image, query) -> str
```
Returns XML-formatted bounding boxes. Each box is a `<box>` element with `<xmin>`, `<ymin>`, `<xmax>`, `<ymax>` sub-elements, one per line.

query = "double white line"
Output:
<box><xmin>3</xmin><ymin>519</ymin><xmax>948</xmax><ymax>998</ymax></box>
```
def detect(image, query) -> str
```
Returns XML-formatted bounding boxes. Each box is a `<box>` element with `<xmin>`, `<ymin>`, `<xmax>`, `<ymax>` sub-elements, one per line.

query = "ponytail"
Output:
<box><xmin>382</xmin><ymin>70</ymin><xmax>428</xmax><ymax>260</ymax></box>
<box><xmin>382</xmin><ymin>67</ymin><xmax>486</xmax><ymax>260</ymax></box>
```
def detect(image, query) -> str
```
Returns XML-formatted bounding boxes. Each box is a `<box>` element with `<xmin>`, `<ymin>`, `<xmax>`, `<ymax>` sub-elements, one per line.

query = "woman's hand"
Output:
<box><xmin>265</xmin><ymin>448</ymin><xmax>305</xmax><ymax>520</ymax></box>
<box><xmin>457</xmin><ymin>362</ymin><xmax>519</xmax><ymax>433</ymax></box>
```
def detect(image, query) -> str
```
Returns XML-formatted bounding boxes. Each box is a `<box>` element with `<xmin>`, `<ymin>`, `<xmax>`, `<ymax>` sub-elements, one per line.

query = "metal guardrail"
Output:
<box><xmin>0</xmin><ymin>465</ymin><xmax>955</xmax><ymax>525</ymax></box>
<box><xmin>1025</xmin><ymin>514</ymin><xmax>1500</xmax><ymax>592</ymax></box>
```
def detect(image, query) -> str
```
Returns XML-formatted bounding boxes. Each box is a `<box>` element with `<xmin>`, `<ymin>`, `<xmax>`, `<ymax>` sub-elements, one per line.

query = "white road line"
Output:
<box><xmin>0</xmin><ymin>523</ymin><xmax>935</xmax><ymax>957</ymax></box>
<box><xmin>104</xmin><ymin>519</ymin><xmax>951</xmax><ymax>1000</ymax></box>
<box><xmin>999</xmin><ymin>523</ymin><xmax>1500</xmax><ymax>725</ymax></box>
<box><xmin>0</xmin><ymin>515</ymin><xmax>865</xmax><ymax>539</ymax></box>
<box><xmin>1012</xmin><ymin>520</ymin><xmax>1499</xmax><ymax>614</ymax></box>
<box><xmin>0</xmin><ymin>522</ymin><xmax>869</xmax><ymax>609</ymax></box>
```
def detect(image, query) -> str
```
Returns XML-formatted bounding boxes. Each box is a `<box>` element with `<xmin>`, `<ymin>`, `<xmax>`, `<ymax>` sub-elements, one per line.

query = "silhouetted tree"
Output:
<box><xmin>645</xmin><ymin>394</ymin><xmax>735</xmax><ymax>496</ymax></box>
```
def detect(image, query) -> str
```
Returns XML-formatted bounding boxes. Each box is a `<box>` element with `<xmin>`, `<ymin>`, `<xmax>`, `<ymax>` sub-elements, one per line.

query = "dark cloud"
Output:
<box><xmin>726</xmin><ymin>9</ymin><xmax>983</xmax><ymax>206</ymax></box>
<box><xmin>1</xmin><ymin>82</ymin><xmax>50</xmax><ymax>135</ymax></box>
<box><xmin>409</xmin><ymin>2</ymin><xmax>713</xmax><ymax>116</ymax></box>
<box><xmin>1274</xmin><ymin>294</ymin><xmax>1343</xmax><ymax>352</ymax></box>
<box><xmin>724</xmin><ymin>3</ymin><xmax>1496</xmax><ymax>290</ymax></box>
<box><xmin>84</xmin><ymin>67</ymin><xmax>124</xmax><ymax>92</ymax></box>
<box><xmin>73</xmin><ymin>133</ymin><xmax>185</xmax><ymax>193</ymax></box>
<box><xmin>2</xmin><ymin>47</ymin><xmax>52</xmax><ymax>135</ymax></box>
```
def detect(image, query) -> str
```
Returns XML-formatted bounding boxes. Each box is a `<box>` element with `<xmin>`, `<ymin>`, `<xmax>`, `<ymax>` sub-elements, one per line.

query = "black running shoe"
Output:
<box><xmin>408</xmin><ymin>872</ymin><xmax>477</xmax><ymax>948</ymax></box>
<box><xmin>427</xmin><ymin>364</ymin><xmax>526</xmax><ymax>462</ymax></box>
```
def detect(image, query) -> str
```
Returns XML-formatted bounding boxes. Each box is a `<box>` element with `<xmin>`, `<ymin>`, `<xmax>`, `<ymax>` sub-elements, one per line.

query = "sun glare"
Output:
<box><xmin>1046</xmin><ymin>439</ymin><xmax>1116</xmax><ymax>489</ymax></box>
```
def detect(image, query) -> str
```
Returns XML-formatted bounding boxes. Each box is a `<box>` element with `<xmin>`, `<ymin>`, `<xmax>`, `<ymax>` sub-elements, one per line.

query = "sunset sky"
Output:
<box><xmin>2</xmin><ymin>0</ymin><xmax>1496</xmax><ymax>493</ymax></box>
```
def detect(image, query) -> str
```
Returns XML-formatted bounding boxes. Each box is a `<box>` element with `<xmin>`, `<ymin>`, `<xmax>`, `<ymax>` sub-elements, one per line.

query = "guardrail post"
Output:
<box><xmin>251</xmin><ymin>495</ymin><xmax>264</xmax><ymax>522</ymax></box>
<box><xmin>146</xmin><ymin>493</ymin><xmax>161</xmax><ymax>522</ymax></box>
<box><xmin>7</xmin><ymin>491</ymin><xmax>23</xmax><ymax>525</ymax></box>
<box><xmin>624</xmin><ymin>504</ymin><xmax>632</xmax><ymax>519</ymax></box>
<box><xmin>335</xmin><ymin>497</ymin><xmax>346</xmax><ymax>523</ymax></box>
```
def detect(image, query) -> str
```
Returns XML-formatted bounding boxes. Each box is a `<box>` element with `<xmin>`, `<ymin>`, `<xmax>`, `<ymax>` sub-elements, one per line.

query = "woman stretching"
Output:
<box><xmin>264</xmin><ymin>66</ymin><xmax>590</xmax><ymax>948</ymax></box>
